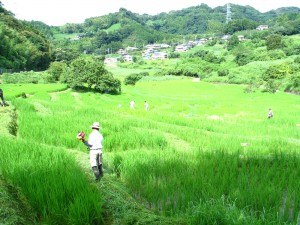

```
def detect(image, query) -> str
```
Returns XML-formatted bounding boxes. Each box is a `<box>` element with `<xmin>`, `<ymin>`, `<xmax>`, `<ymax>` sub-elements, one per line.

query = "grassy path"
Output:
<box><xmin>69</xmin><ymin>149</ymin><xmax>186</xmax><ymax>225</ymax></box>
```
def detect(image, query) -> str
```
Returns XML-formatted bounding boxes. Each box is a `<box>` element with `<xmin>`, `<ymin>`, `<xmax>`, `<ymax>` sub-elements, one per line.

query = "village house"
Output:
<box><xmin>125</xmin><ymin>46</ymin><xmax>139</xmax><ymax>51</ymax></box>
<box><xmin>238</xmin><ymin>35</ymin><xmax>246</xmax><ymax>41</ymax></box>
<box><xmin>200</xmin><ymin>38</ymin><xmax>208</xmax><ymax>44</ymax></box>
<box><xmin>256</xmin><ymin>25</ymin><xmax>269</xmax><ymax>31</ymax></box>
<box><xmin>151</xmin><ymin>52</ymin><xmax>168</xmax><ymax>60</ymax></box>
<box><xmin>123</xmin><ymin>54</ymin><xmax>133</xmax><ymax>62</ymax></box>
<box><xmin>71</xmin><ymin>36</ymin><xmax>81</xmax><ymax>41</ymax></box>
<box><xmin>175</xmin><ymin>45</ymin><xmax>188</xmax><ymax>52</ymax></box>
<box><xmin>104</xmin><ymin>58</ymin><xmax>118</xmax><ymax>64</ymax></box>
<box><xmin>221</xmin><ymin>34</ymin><xmax>231</xmax><ymax>41</ymax></box>
<box><xmin>160</xmin><ymin>43</ymin><xmax>171</xmax><ymax>48</ymax></box>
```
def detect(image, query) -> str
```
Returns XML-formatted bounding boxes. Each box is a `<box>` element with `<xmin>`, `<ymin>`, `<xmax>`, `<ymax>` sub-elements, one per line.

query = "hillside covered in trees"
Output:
<box><xmin>0</xmin><ymin>2</ymin><xmax>51</xmax><ymax>71</ymax></box>
<box><xmin>51</xmin><ymin>4</ymin><xmax>300</xmax><ymax>52</ymax></box>
<box><xmin>1</xmin><ymin>1</ymin><xmax>300</xmax><ymax>72</ymax></box>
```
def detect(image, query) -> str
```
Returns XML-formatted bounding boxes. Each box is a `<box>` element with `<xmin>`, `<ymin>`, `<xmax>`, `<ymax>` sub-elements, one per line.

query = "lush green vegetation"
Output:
<box><xmin>0</xmin><ymin>2</ymin><xmax>51</xmax><ymax>71</ymax></box>
<box><xmin>0</xmin><ymin>1</ymin><xmax>300</xmax><ymax>224</ymax></box>
<box><xmin>0</xmin><ymin>79</ymin><xmax>299</xmax><ymax>224</ymax></box>
<box><xmin>1</xmin><ymin>1</ymin><xmax>300</xmax><ymax>73</ymax></box>
<box><xmin>48</xmin><ymin>5</ymin><xmax>300</xmax><ymax>54</ymax></box>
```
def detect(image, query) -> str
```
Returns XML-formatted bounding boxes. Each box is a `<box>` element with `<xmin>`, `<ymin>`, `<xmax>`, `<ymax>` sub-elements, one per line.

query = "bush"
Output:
<box><xmin>284</xmin><ymin>73</ymin><xmax>300</xmax><ymax>93</ymax></box>
<box><xmin>267</xmin><ymin>50</ymin><xmax>286</xmax><ymax>60</ymax></box>
<box><xmin>234</xmin><ymin>52</ymin><xmax>251</xmax><ymax>66</ymax></box>
<box><xmin>294</xmin><ymin>56</ymin><xmax>300</xmax><ymax>64</ymax></box>
<box><xmin>124</xmin><ymin>72</ymin><xmax>149</xmax><ymax>85</ymax></box>
<box><xmin>284</xmin><ymin>44</ymin><xmax>300</xmax><ymax>56</ymax></box>
<box><xmin>2</xmin><ymin>71</ymin><xmax>47</xmax><ymax>84</ymax></box>
<box><xmin>262</xmin><ymin>79</ymin><xmax>281</xmax><ymax>93</ymax></box>
<box><xmin>168</xmin><ymin>52</ymin><xmax>180</xmax><ymax>59</ymax></box>
<box><xmin>218</xmin><ymin>69</ymin><xmax>229</xmax><ymax>77</ymax></box>
<box><xmin>262</xmin><ymin>63</ymin><xmax>292</xmax><ymax>81</ymax></box>
<box><xmin>266</xmin><ymin>34</ymin><xmax>282</xmax><ymax>50</ymax></box>
<box><xmin>47</xmin><ymin>61</ymin><xmax>68</xmax><ymax>82</ymax></box>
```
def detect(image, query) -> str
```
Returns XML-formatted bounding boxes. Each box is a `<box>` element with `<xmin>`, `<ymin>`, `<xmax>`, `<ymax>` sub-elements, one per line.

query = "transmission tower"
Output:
<box><xmin>226</xmin><ymin>3</ymin><xmax>232</xmax><ymax>24</ymax></box>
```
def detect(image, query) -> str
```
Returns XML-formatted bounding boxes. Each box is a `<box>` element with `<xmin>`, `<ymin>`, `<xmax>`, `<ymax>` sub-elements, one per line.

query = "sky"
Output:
<box><xmin>1</xmin><ymin>0</ymin><xmax>300</xmax><ymax>26</ymax></box>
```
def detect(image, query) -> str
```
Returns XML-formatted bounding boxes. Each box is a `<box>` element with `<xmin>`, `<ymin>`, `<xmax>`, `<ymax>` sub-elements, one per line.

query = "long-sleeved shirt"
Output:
<box><xmin>84</xmin><ymin>130</ymin><xmax>103</xmax><ymax>150</ymax></box>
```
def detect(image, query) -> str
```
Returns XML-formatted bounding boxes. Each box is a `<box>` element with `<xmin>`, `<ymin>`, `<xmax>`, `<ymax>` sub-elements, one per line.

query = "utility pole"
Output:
<box><xmin>226</xmin><ymin>3</ymin><xmax>232</xmax><ymax>24</ymax></box>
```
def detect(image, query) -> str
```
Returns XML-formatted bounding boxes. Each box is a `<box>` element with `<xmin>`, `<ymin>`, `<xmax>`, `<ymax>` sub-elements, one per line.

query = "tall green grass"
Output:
<box><xmin>0</xmin><ymin>137</ymin><xmax>103</xmax><ymax>225</ymax></box>
<box><xmin>1</xmin><ymin>80</ymin><xmax>299</xmax><ymax>224</ymax></box>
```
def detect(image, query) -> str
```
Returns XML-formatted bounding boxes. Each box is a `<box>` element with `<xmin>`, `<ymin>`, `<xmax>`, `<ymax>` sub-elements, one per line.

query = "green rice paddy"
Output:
<box><xmin>0</xmin><ymin>78</ymin><xmax>299</xmax><ymax>224</ymax></box>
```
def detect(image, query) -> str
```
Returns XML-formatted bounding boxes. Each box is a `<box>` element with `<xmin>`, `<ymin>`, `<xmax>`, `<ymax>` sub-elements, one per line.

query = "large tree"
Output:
<box><xmin>66</xmin><ymin>57</ymin><xmax>121</xmax><ymax>94</ymax></box>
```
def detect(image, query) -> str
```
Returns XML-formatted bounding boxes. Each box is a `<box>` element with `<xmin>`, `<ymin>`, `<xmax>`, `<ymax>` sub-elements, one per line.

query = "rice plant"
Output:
<box><xmin>0</xmin><ymin>79</ymin><xmax>299</xmax><ymax>224</ymax></box>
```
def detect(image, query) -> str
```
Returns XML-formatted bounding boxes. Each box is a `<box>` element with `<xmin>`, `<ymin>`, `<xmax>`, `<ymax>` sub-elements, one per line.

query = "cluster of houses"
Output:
<box><xmin>104</xmin><ymin>44</ymin><xmax>171</xmax><ymax>64</ymax></box>
<box><xmin>94</xmin><ymin>24</ymin><xmax>269</xmax><ymax>65</ymax></box>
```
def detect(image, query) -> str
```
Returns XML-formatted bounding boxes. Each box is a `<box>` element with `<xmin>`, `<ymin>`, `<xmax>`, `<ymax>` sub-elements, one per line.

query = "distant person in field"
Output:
<box><xmin>268</xmin><ymin>108</ymin><xmax>273</xmax><ymax>119</ymax></box>
<box><xmin>130</xmin><ymin>100</ymin><xmax>135</xmax><ymax>109</ymax></box>
<box><xmin>144</xmin><ymin>101</ymin><xmax>149</xmax><ymax>110</ymax></box>
<box><xmin>77</xmin><ymin>122</ymin><xmax>104</xmax><ymax>181</ymax></box>
<box><xmin>0</xmin><ymin>88</ymin><xmax>6</xmax><ymax>107</ymax></box>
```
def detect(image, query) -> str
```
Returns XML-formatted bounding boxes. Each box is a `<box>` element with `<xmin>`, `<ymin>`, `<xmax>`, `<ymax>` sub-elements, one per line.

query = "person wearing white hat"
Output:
<box><xmin>77</xmin><ymin>121</ymin><xmax>104</xmax><ymax>181</ymax></box>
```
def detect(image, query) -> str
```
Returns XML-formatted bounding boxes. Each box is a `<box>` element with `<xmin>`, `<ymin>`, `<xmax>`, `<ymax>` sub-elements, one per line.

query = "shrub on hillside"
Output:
<box><xmin>2</xmin><ymin>71</ymin><xmax>47</xmax><ymax>84</ymax></box>
<box><xmin>283</xmin><ymin>43</ymin><xmax>300</xmax><ymax>56</ymax></box>
<box><xmin>190</xmin><ymin>50</ymin><xmax>224</xmax><ymax>64</ymax></box>
<box><xmin>206</xmin><ymin>39</ymin><xmax>217</xmax><ymax>46</ymax></box>
<box><xmin>227</xmin><ymin>35</ymin><xmax>240</xmax><ymax>51</ymax></box>
<box><xmin>252</xmin><ymin>48</ymin><xmax>270</xmax><ymax>61</ymax></box>
<box><xmin>204</xmin><ymin>52</ymin><xmax>225</xmax><ymax>64</ymax></box>
<box><xmin>284</xmin><ymin>73</ymin><xmax>300</xmax><ymax>93</ymax></box>
<box><xmin>267</xmin><ymin>50</ymin><xmax>286</xmax><ymax>60</ymax></box>
<box><xmin>232</xmin><ymin>44</ymin><xmax>254</xmax><ymax>66</ymax></box>
<box><xmin>47</xmin><ymin>61</ymin><xmax>68</xmax><ymax>82</ymax></box>
<box><xmin>178</xmin><ymin>59</ymin><xmax>218</xmax><ymax>78</ymax></box>
<box><xmin>234</xmin><ymin>52</ymin><xmax>252</xmax><ymax>66</ymax></box>
<box><xmin>294</xmin><ymin>56</ymin><xmax>300</xmax><ymax>64</ymax></box>
<box><xmin>218</xmin><ymin>69</ymin><xmax>229</xmax><ymax>77</ymax></box>
<box><xmin>250</xmin><ymin>38</ymin><xmax>266</xmax><ymax>48</ymax></box>
<box><xmin>266</xmin><ymin>34</ymin><xmax>283</xmax><ymax>50</ymax></box>
<box><xmin>228</xmin><ymin>73</ymin><xmax>247</xmax><ymax>84</ymax></box>
<box><xmin>261</xmin><ymin>62</ymin><xmax>299</xmax><ymax>93</ymax></box>
<box><xmin>262</xmin><ymin>79</ymin><xmax>281</xmax><ymax>93</ymax></box>
<box><xmin>262</xmin><ymin>63</ymin><xmax>292</xmax><ymax>81</ymax></box>
<box><xmin>168</xmin><ymin>52</ymin><xmax>180</xmax><ymax>58</ymax></box>
<box><xmin>124</xmin><ymin>72</ymin><xmax>149</xmax><ymax>85</ymax></box>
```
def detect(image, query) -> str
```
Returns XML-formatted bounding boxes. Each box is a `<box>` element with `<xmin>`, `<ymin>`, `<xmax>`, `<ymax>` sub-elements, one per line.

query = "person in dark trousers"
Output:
<box><xmin>0</xmin><ymin>88</ymin><xmax>6</xmax><ymax>106</ymax></box>
<box><xmin>77</xmin><ymin>122</ymin><xmax>104</xmax><ymax>181</ymax></box>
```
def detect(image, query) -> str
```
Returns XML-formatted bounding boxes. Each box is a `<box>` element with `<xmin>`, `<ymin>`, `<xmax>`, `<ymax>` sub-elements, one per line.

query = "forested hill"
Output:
<box><xmin>1</xmin><ymin>1</ymin><xmax>300</xmax><ymax>71</ymax></box>
<box><xmin>57</xmin><ymin>4</ymin><xmax>300</xmax><ymax>36</ymax></box>
<box><xmin>0</xmin><ymin>2</ymin><xmax>51</xmax><ymax>71</ymax></box>
<box><xmin>51</xmin><ymin>4</ymin><xmax>300</xmax><ymax>49</ymax></box>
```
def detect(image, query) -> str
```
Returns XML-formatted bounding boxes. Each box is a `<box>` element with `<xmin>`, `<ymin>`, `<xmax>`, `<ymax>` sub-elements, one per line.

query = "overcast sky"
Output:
<box><xmin>1</xmin><ymin>0</ymin><xmax>300</xmax><ymax>26</ymax></box>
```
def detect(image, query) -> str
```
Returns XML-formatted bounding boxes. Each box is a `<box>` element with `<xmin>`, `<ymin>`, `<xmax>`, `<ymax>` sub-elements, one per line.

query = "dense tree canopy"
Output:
<box><xmin>65</xmin><ymin>57</ymin><xmax>121</xmax><ymax>94</ymax></box>
<box><xmin>0</xmin><ymin>1</ymin><xmax>300</xmax><ymax>74</ymax></box>
<box><xmin>0</xmin><ymin>9</ymin><xmax>51</xmax><ymax>70</ymax></box>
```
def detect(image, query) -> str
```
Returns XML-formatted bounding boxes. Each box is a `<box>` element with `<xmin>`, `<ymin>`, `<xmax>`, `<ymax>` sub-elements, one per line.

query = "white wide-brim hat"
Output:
<box><xmin>90</xmin><ymin>122</ymin><xmax>100</xmax><ymax>129</ymax></box>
